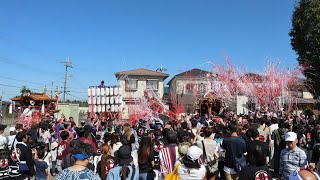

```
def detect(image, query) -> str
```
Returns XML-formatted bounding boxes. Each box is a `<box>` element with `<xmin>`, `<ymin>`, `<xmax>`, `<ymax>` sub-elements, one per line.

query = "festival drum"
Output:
<box><xmin>106</xmin><ymin>97</ymin><xmax>110</xmax><ymax>104</ymax></box>
<box><xmin>87</xmin><ymin>88</ymin><xmax>91</xmax><ymax>96</ymax></box>
<box><xmin>115</xmin><ymin>96</ymin><xmax>119</xmax><ymax>104</ymax></box>
<box><xmin>92</xmin><ymin>97</ymin><xmax>97</xmax><ymax>105</ymax></box>
<box><xmin>97</xmin><ymin>96</ymin><xmax>101</xmax><ymax>104</ymax></box>
<box><xmin>102</xmin><ymin>105</ymin><xmax>106</xmax><ymax>112</ymax></box>
<box><xmin>119</xmin><ymin>96</ymin><xmax>123</xmax><ymax>104</ymax></box>
<box><xmin>100</xmin><ymin>88</ymin><xmax>105</xmax><ymax>96</ymax></box>
<box><xmin>101</xmin><ymin>96</ymin><xmax>106</xmax><ymax>104</ymax></box>
<box><xmin>110</xmin><ymin>87</ymin><xmax>114</xmax><ymax>96</ymax></box>
<box><xmin>96</xmin><ymin>88</ymin><xmax>101</xmax><ymax>96</ymax></box>
<box><xmin>105</xmin><ymin>87</ymin><xmax>110</xmax><ymax>96</ymax></box>
<box><xmin>91</xmin><ymin>87</ymin><xmax>96</xmax><ymax>96</ymax></box>
<box><xmin>118</xmin><ymin>87</ymin><xmax>122</xmax><ymax>95</ymax></box>
<box><xmin>111</xmin><ymin>105</ymin><xmax>115</xmax><ymax>112</ymax></box>
<box><xmin>114</xmin><ymin>87</ymin><xmax>118</xmax><ymax>96</ymax></box>
<box><xmin>110</xmin><ymin>97</ymin><xmax>114</xmax><ymax>104</ymax></box>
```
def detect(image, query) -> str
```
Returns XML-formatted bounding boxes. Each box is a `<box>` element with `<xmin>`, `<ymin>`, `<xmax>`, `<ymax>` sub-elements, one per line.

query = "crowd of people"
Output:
<box><xmin>0</xmin><ymin>111</ymin><xmax>320</xmax><ymax>180</ymax></box>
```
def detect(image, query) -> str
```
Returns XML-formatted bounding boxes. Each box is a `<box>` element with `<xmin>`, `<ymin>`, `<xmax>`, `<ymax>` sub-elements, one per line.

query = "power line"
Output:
<box><xmin>0</xmin><ymin>74</ymin><xmax>46</xmax><ymax>86</ymax></box>
<box><xmin>0</xmin><ymin>32</ymin><xmax>61</xmax><ymax>63</ymax></box>
<box><xmin>0</xmin><ymin>83</ymin><xmax>21</xmax><ymax>88</ymax></box>
<box><xmin>0</xmin><ymin>83</ymin><xmax>43</xmax><ymax>91</ymax></box>
<box><xmin>66</xmin><ymin>93</ymin><xmax>87</xmax><ymax>101</ymax></box>
<box><xmin>0</xmin><ymin>56</ymin><xmax>60</xmax><ymax>76</ymax></box>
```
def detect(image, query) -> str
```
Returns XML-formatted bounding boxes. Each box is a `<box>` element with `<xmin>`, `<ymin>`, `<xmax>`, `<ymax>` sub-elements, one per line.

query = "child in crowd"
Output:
<box><xmin>34</xmin><ymin>149</ymin><xmax>49</xmax><ymax>180</ymax></box>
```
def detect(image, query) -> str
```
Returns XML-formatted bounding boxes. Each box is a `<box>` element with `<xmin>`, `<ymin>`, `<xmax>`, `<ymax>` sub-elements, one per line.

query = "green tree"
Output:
<box><xmin>289</xmin><ymin>0</ymin><xmax>320</xmax><ymax>98</ymax></box>
<box><xmin>20</xmin><ymin>86</ymin><xmax>31</xmax><ymax>95</ymax></box>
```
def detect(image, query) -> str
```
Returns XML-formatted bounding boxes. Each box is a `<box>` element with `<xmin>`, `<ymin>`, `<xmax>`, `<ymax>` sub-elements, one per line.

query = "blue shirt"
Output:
<box><xmin>56</xmin><ymin>167</ymin><xmax>101</xmax><ymax>180</ymax></box>
<box><xmin>34</xmin><ymin>160</ymin><xmax>48</xmax><ymax>178</ymax></box>
<box><xmin>106</xmin><ymin>165</ymin><xmax>139</xmax><ymax>180</ymax></box>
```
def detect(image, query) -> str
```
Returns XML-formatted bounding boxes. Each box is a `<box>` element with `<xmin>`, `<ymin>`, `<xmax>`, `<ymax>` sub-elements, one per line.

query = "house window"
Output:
<box><xmin>146</xmin><ymin>80</ymin><xmax>158</xmax><ymax>90</ymax></box>
<box><xmin>293</xmin><ymin>91</ymin><xmax>303</xmax><ymax>98</ymax></box>
<box><xmin>186</xmin><ymin>83</ymin><xmax>194</xmax><ymax>94</ymax></box>
<box><xmin>198</xmin><ymin>83</ymin><xmax>207</xmax><ymax>94</ymax></box>
<box><xmin>125</xmin><ymin>79</ymin><xmax>138</xmax><ymax>91</ymax></box>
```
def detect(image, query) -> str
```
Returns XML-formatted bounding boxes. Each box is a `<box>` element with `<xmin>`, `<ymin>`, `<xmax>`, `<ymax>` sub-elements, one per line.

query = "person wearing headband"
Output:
<box><xmin>56</xmin><ymin>142</ymin><xmax>101</xmax><ymax>180</ymax></box>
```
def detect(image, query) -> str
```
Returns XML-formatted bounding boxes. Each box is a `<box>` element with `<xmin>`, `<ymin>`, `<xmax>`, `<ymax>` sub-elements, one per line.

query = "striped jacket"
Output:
<box><xmin>159</xmin><ymin>144</ymin><xmax>180</xmax><ymax>174</ymax></box>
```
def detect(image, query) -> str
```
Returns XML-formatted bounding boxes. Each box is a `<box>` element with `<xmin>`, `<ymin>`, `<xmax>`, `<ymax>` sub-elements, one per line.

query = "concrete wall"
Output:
<box><xmin>56</xmin><ymin>103</ymin><xmax>80</xmax><ymax>125</ymax></box>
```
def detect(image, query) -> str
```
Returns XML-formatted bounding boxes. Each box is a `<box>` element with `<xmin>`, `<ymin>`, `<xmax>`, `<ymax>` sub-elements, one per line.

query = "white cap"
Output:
<box><xmin>9</xmin><ymin>127</ymin><xmax>16</xmax><ymax>132</ymax></box>
<box><xmin>285</xmin><ymin>132</ymin><xmax>297</xmax><ymax>142</ymax></box>
<box><xmin>187</xmin><ymin>146</ymin><xmax>203</xmax><ymax>161</ymax></box>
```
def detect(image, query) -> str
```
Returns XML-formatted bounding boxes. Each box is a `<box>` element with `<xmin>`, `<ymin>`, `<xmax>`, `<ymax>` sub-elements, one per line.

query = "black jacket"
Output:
<box><xmin>16</xmin><ymin>142</ymin><xmax>35</xmax><ymax>176</ymax></box>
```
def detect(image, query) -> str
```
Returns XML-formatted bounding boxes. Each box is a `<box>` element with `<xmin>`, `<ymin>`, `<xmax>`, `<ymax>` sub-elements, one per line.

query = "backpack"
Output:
<box><xmin>279</xmin><ymin>130</ymin><xmax>287</xmax><ymax>150</ymax></box>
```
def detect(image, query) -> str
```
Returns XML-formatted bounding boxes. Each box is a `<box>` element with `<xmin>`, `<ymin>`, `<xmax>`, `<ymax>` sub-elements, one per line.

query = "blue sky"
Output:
<box><xmin>0</xmin><ymin>0</ymin><xmax>297</xmax><ymax>101</ymax></box>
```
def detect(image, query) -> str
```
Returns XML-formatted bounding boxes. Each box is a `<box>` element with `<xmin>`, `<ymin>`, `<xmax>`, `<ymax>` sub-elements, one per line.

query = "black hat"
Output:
<box><xmin>117</xmin><ymin>145</ymin><xmax>133</xmax><ymax>165</ymax></box>
<box><xmin>0</xmin><ymin>124</ymin><xmax>7</xmax><ymax>131</ymax></box>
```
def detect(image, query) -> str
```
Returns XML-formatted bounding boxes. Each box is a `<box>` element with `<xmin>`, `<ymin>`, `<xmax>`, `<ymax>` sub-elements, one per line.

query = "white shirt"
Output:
<box><xmin>177</xmin><ymin>163</ymin><xmax>206</xmax><ymax>180</ymax></box>
<box><xmin>43</xmin><ymin>130</ymin><xmax>51</xmax><ymax>144</ymax></box>
<box><xmin>0</xmin><ymin>135</ymin><xmax>7</xmax><ymax>149</ymax></box>
<box><xmin>43</xmin><ymin>151</ymin><xmax>52</xmax><ymax>166</ymax></box>
<box><xmin>111</xmin><ymin>142</ymin><xmax>123</xmax><ymax>157</ymax></box>
<box><xmin>51</xmin><ymin>149</ymin><xmax>57</xmax><ymax>161</ymax></box>
<box><xmin>269</xmin><ymin>124</ymin><xmax>279</xmax><ymax>140</ymax></box>
<box><xmin>22</xmin><ymin>108</ymin><xmax>33</xmax><ymax>116</ymax></box>
<box><xmin>8</xmin><ymin>135</ymin><xmax>16</xmax><ymax>149</ymax></box>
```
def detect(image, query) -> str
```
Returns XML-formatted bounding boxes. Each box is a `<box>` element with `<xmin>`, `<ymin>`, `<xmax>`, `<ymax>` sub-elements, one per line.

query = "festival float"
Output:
<box><xmin>87</xmin><ymin>85</ymin><xmax>124</xmax><ymax>122</ymax></box>
<box><xmin>10</xmin><ymin>92</ymin><xmax>58</xmax><ymax>129</ymax></box>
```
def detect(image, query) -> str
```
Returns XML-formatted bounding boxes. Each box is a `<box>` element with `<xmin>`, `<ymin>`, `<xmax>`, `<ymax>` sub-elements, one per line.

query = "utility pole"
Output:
<box><xmin>61</xmin><ymin>58</ymin><xmax>72</xmax><ymax>102</ymax></box>
<box><xmin>0</xmin><ymin>91</ymin><xmax>3</xmax><ymax>124</ymax></box>
<box><xmin>50</xmin><ymin>81</ymin><xmax>54</xmax><ymax>99</ymax></box>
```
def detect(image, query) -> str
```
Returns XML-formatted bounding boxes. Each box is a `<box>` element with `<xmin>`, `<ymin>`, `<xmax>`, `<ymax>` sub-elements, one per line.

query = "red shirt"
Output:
<box><xmin>79</xmin><ymin>137</ymin><xmax>97</xmax><ymax>155</ymax></box>
<box><xmin>57</xmin><ymin>140</ymin><xmax>70</xmax><ymax>160</ymax></box>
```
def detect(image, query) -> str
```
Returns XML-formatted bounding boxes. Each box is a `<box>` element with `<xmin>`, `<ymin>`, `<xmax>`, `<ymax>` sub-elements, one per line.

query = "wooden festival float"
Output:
<box><xmin>10</xmin><ymin>92</ymin><xmax>58</xmax><ymax>128</ymax></box>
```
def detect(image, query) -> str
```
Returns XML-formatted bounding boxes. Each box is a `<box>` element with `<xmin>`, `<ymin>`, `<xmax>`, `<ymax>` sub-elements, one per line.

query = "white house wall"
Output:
<box><xmin>119</xmin><ymin>76</ymin><xmax>166</xmax><ymax>120</ymax></box>
<box><xmin>237</xmin><ymin>95</ymin><xmax>249</xmax><ymax>115</ymax></box>
<box><xmin>303</xmin><ymin>92</ymin><xmax>313</xmax><ymax>99</ymax></box>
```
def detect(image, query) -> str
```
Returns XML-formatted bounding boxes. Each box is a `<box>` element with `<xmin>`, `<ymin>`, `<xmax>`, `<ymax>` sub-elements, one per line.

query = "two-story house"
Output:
<box><xmin>167</xmin><ymin>68</ymin><xmax>222</xmax><ymax>116</ymax></box>
<box><xmin>115</xmin><ymin>68</ymin><xmax>169</xmax><ymax>120</ymax></box>
<box><xmin>168</xmin><ymin>69</ymin><xmax>318</xmax><ymax>116</ymax></box>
